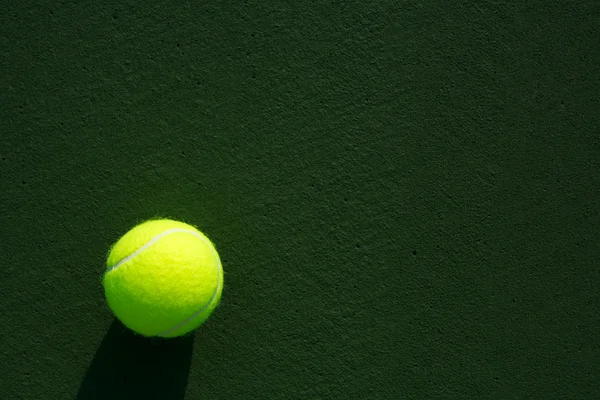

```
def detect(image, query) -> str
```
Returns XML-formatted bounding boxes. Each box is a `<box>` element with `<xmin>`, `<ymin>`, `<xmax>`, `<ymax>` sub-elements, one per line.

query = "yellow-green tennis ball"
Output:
<box><xmin>103</xmin><ymin>219</ymin><xmax>223</xmax><ymax>338</ymax></box>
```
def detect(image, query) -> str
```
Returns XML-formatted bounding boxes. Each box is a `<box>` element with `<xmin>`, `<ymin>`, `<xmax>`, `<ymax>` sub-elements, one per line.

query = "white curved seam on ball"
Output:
<box><xmin>157</xmin><ymin>253</ymin><xmax>223</xmax><ymax>337</ymax></box>
<box><xmin>106</xmin><ymin>228</ymin><xmax>203</xmax><ymax>273</ymax></box>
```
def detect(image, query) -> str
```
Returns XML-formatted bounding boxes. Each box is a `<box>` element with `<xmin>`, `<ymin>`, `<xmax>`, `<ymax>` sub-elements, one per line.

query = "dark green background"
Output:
<box><xmin>1</xmin><ymin>1</ymin><xmax>599</xmax><ymax>399</ymax></box>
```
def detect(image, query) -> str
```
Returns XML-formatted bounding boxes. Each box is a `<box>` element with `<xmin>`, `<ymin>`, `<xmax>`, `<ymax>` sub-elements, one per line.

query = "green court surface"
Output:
<box><xmin>1</xmin><ymin>1</ymin><xmax>598</xmax><ymax>399</ymax></box>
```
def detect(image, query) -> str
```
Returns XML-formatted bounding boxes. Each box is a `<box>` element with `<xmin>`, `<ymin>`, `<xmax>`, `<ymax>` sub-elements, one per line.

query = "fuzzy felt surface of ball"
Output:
<box><xmin>103</xmin><ymin>219</ymin><xmax>223</xmax><ymax>338</ymax></box>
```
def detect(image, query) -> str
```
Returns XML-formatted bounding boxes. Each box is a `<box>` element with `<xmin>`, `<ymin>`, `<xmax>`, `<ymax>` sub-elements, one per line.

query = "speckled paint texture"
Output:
<box><xmin>1</xmin><ymin>1</ymin><xmax>599</xmax><ymax>399</ymax></box>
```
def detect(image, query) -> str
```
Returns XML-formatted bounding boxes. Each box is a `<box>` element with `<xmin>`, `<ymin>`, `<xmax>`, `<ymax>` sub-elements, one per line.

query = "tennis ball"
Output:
<box><xmin>103</xmin><ymin>219</ymin><xmax>223</xmax><ymax>338</ymax></box>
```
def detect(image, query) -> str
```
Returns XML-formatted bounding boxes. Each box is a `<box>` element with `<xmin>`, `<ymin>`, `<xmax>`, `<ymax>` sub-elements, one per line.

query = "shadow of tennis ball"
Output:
<box><xmin>76</xmin><ymin>320</ymin><xmax>194</xmax><ymax>400</ymax></box>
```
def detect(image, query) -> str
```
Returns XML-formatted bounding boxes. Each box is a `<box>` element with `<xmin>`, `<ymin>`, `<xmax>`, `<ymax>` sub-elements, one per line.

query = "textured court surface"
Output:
<box><xmin>1</xmin><ymin>1</ymin><xmax>599</xmax><ymax>399</ymax></box>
